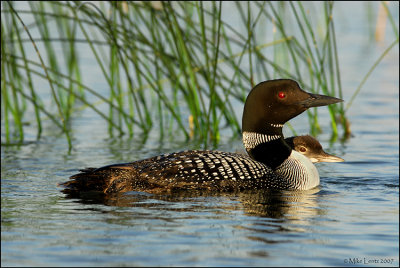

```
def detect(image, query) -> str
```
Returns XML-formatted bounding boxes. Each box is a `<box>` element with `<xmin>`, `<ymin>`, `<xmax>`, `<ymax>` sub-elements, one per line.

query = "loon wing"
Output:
<box><xmin>61</xmin><ymin>150</ymin><xmax>281</xmax><ymax>194</ymax></box>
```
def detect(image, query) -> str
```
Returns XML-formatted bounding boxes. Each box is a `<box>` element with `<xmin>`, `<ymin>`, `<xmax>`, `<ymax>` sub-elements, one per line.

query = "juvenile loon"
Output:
<box><xmin>236</xmin><ymin>135</ymin><xmax>344</xmax><ymax>163</ymax></box>
<box><xmin>285</xmin><ymin>135</ymin><xmax>344</xmax><ymax>163</ymax></box>
<box><xmin>61</xmin><ymin>79</ymin><xmax>343</xmax><ymax>194</ymax></box>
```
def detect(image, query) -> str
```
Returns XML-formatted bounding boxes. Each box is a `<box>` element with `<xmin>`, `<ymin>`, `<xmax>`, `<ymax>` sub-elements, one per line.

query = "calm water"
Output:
<box><xmin>1</xmin><ymin>2</ymin><xmax>399</xmax><ymax>267</ymax></box>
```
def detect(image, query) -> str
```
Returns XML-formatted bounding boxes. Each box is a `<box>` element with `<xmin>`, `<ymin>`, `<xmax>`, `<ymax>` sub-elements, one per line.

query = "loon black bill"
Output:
<box><xmin>299</xmin><ymin>93</ymin><xmax>343</xmax><ymax>108</ymax></box>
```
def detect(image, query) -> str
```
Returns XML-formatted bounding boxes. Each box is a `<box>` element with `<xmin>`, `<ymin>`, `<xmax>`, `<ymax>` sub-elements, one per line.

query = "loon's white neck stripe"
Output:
<box><xmin>269</xmin><ymin>123</ymin><xmax>284</xmax><ymax>128</ymax></box>
<box><xmin>242</xmin><ymin>131</ymin><xmax>281</xmax><ymax>150</ymax></box>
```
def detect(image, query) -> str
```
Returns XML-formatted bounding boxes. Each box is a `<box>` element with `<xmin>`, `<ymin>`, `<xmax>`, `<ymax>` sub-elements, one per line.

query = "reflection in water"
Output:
<box><xmin>237</xmin><ymin>188</ymin><xmax>321</xmax><ymax>219</ymax></box>
<box><xmin>234</xmin><ymin>188</ymin><xmax>322</xmax><ymax>235</ymax></box>
<box><xmin>62</xmin><ymin>187</ymin><xmax>321</xmax><ymax>223</ymax></box>
<box><xmin>61</xmin><ymin>188</ymin><xmax>324</xmax><ymax>253</ymax></box>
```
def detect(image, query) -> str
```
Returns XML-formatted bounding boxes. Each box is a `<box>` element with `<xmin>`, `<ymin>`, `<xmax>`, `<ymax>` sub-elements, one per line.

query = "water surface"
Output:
<box><xmin>1</xmin><ymin>2</ymin><xmax>399</xmax><ymax>267</ymax></box>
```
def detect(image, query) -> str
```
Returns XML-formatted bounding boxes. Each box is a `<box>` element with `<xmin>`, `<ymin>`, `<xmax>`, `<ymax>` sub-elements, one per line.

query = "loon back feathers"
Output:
<box><xmin>62</xmin><ymin>150</ymin><xmax>312</xmax><ymax>194</ymax></box>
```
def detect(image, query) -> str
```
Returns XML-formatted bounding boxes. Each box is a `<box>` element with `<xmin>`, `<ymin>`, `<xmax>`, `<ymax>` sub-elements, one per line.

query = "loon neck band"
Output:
<box><xmin>269</xmin><ymin>123</ymin><xmax>284</xmax><ymax>128</ymax></box>
<box><xmin>242</xmin><ymin>131</ymin><xmax>282</xmax><ymax>150</ymax></box>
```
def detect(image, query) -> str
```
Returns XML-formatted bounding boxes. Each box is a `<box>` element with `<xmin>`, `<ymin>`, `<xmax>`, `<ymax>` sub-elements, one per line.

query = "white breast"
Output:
<box><xmin>275</xmin><ymin>150</ymin><xmax>320</xmax><ymax>190</ymax></box>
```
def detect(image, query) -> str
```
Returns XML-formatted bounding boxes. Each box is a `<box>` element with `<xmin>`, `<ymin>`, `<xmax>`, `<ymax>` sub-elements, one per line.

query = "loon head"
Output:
<box><xmin>241</xmin><ymin>79</ymin><xmax>343</xmax><ymax>169</ymax></box>
<box><xmin>285</xmin><ymin>135</ymin><xmax>344</xmax><ymax>163</ymax></box>
<box><xmin>242</xmin><ymin>79</ymin><xmax>343</xmax><ymax>135</ymax></box>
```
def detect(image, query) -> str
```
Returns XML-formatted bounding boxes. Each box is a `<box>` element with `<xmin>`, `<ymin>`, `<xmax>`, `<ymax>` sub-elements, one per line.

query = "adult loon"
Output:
<box><xmin>61</xmin><ymin>79</ymin><xmax>343</xmax><ymax>194</ymax></box>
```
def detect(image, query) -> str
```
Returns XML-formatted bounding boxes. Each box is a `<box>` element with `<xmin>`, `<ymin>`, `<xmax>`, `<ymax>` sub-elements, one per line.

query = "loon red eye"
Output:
<box><xmin>278</xmin><ymin>92</ymin><xmax>286</xmax><ymax>99</ymax></box>
<box><xmin>299</xmin><ymin>146</ymin><xmax>307</xmax><ymax>152</ymax></box>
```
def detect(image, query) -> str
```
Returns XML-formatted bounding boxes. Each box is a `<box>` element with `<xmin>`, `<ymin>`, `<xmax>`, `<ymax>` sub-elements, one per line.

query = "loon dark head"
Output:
<box><xmin>242</xmin><ymin>79</ymin><xmax>342</xmax><ymax>135</ymax></box>
<box><xmin>242</xmin><ymin>79</ymin><xmax>343</xmax><ymax>168</ymax></box>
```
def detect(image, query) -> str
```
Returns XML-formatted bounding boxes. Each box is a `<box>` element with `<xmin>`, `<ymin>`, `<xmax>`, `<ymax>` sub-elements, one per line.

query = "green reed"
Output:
<box><xmin>1</xmin><ymin>1</ymin><xmax>398</xmax><ymax>148</ymax></box>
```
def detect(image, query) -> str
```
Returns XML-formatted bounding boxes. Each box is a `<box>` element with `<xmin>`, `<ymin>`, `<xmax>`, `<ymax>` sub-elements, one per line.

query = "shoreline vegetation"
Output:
<box><xmin>2</xmin><ymin>1</ymin><xmax>398</xmax><ymax>149</ymax></box>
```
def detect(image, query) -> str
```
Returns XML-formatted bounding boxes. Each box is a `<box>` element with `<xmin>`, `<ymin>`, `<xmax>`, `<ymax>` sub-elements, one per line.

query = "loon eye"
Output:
<box><xmin>278</xmin><ymin>92</ymin><xmax>286</xmax><ymax>99</ymax></box>
<box><xmin>299</xmin><ymin>146</ymin><xmax>307</xmax><ymax>152</ymax></box>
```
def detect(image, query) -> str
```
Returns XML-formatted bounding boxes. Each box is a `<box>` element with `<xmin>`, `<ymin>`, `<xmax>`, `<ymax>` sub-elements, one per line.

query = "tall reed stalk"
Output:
<box><xmin>1</xmin><ymin>1</ymin><xmax>398</xmax><ymax>148</ymax></box>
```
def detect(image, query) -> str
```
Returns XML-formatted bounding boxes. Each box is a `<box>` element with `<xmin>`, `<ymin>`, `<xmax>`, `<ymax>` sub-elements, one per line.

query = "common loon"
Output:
<box><xmin>236</xmin><ymin>135</ymin><xmax>344</xmax><ymax>163</ymax></box>
<box><xmin>61</xmin><ymin>79</ymin><xmax>343</xmax><ymax>194</ymax></box>
<box><xmin>285</xmin><ymin>135</ymin><xmax>344</xmax><ymax>163</ymax></box>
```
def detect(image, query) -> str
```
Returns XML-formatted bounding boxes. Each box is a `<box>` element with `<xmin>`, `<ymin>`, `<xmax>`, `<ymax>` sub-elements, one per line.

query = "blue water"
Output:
<box><xmin>1</xmin><ymin>2</ymin><xmax>399</xmax><ymax>267</ymax></box>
